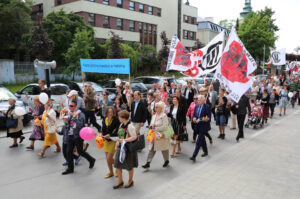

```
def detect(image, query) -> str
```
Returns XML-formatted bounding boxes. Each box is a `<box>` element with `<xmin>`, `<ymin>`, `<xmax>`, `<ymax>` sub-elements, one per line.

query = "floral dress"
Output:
<box><xmin>29</xmin><ymin>104</ymin><xmax>44</xmax><ymax>141</ymax></box>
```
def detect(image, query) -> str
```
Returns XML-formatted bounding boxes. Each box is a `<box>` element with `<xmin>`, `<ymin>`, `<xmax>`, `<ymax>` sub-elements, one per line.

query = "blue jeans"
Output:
<box><xmin>216</xmin><ymin>115</ymin><xmax>226</xmax><ymax>126</ymax></box>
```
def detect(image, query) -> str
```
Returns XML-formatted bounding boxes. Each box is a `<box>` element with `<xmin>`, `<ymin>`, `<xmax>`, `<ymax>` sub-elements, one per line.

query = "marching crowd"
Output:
<box><xmin>4</xmin><ymin>73</ymin><xmax>300</xmax><ymax>189</ymax></box>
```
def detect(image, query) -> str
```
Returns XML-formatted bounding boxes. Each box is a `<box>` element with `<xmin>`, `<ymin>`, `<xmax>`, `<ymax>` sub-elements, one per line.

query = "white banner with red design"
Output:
<box><xmin>214</xmin><ymin>27</ymin><xmax>257</xmax><ymax>103</ymax></box>
<box><xmin>166</xmin><ymin>31</ymin><xmax>224</xmax><ymax>77</ymax></box>
<box><xmin>286</xmin><ymin>61</ymin><xmax>299</xmax><ymax>74</ymax></box>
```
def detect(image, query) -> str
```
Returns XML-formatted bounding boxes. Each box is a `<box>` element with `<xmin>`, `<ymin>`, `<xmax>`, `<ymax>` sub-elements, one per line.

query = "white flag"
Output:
<box><xmin>214</xmin><ymin>27</ymin><xmax>257</xmax><ymax>103</ymax></box>
<box><xmin>269</xmin><ymin>48</ymin><xmax>286</xmax><ymax>66</ymax></box>
<box><xmin>185</xmin><ymin>31</ymin><xmax>224</xmax><ymax>77</ymax></box>
<box><xmin>167</xmin><ymin>31</ymin><xmax>225</xmax><ymax>78</ymax></box>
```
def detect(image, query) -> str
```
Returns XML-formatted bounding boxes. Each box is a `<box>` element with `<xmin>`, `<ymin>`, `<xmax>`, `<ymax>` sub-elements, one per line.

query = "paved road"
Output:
<box><xmin>0</xmin><ymin>106</ymin><xmax>299</xmax><ymax>199</ymax></box>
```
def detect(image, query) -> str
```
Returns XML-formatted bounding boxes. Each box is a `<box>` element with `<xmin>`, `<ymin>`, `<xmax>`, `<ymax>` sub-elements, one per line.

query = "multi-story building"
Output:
<box><xmin>32</xmin><ymin>0</ymin><xmax>198</xmax><ymax>51</ymax></box>
<box><xmin>197</xmin><ymin>17</ymin><xmax>230</xmax><ymax>45</ymax></box>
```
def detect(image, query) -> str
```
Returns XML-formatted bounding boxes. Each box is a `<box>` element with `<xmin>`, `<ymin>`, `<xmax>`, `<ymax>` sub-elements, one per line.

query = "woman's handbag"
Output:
<box><xmin>178</xmin><ymin>129</ymin><xmax>189</xmax><ymax>141</ymax></box>
<box><xmin>164</xmin><ymin>125</ymin><xmax>174</xmax><ymax>139</ymax></box>
<box><xmin>147</xmin><ymin>129</ymin><xmax>155</xmax><ymax>142</ymax></box>
<box><xmin>6</xmin><ymin>118</ymin><xmax>18</xmax><ymax>129</ymax></box>
<box><xmin>125</xmin><ymin>134</ymin><xmax>145</xmax><ymax>152</ymax></box>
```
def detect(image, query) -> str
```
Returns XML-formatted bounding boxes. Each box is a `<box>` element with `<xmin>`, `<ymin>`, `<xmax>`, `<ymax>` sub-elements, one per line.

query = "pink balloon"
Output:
<box><xmin>79</xmin><ymin>127</ymin><xmax>95</xmax><ymax>141</ymax></box>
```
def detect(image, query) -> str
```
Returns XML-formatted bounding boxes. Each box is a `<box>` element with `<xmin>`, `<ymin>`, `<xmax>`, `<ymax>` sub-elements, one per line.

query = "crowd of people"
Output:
<box><xmin>4</xmin><ymin>73</ymin><xmax>300</xmax><ymax>189</ymax></box>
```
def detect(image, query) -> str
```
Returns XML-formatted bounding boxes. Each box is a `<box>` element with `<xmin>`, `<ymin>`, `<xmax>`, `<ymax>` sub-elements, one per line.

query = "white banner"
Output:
<box><xmin>214</xmin><ymin>27</ymin><xmax>257</xmax><ymax>103</ymax></box>
<box><xmin>269</xmin><ymin>48</ymin><xmax>286</xmax><ymax>66</ymax></box>
<box><xmin>167</xmin><ymin>31</ymin><xmax>224</xmax><ymax>78</ymax></box>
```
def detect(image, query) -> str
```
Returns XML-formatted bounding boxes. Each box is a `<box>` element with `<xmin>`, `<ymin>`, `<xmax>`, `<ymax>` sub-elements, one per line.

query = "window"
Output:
<box><xmin>191</xmin><ymin>17</ymin><xmax>195</xmax><ymax>24</ymax></box>
<box><xmin>57</xmin><ymin>0</ymin><xmax>62</xmax><ymax>5</ymax></box>
<box><xmin>103</xmin><ymin>16</ymin><xmax>109</xmax><ymax>28</ymax></box>
<box><xmin>103</xmin><ymin>0</ymin><xmax>109</xmax><ymax>5</ymax></box>
<box><xmin>129</xmin><ymin>21</ymin><xmax>135</xmax><ymax>32</ymax></box>
<box><xmin>157</xmin><ymin>8</ymin><xmax>161</xmax><ymax>16</ymax></box>
<box><xmin>144</xmin><ymin>23</ymin><xmax>147</xmax><ymax>34</ymax></box>
<box><xmin>88</xmin><ymin>13</ymin><xmax>95</xmax><ymax>26</ymax></box>
<box><xmin>117</xmin><ymin>0</ymin><xmax>122</xmax><ymax>8</ymax></box>
<box><xmin>153</xmin><ymin>25</ymin><xmax>157</xmax><ymax>35</ymax></box>
<box><xmin>190</xmin><ymin>32</ymin><xmax>194</xmax><ymax>40</ymax></box>
<box><xmin>117</xmin><ymin>18</ymin><xmax>123</xmax><ymax>30</ymax></box>
<box><xmin>21</xmin><ymin>86</ymin><xmax>41</xmax><ymax>95</ymax></box>
<box><xmin>149</xmin><ymin>25</ymin><xmax>152</xmax><ymax>34</ymax></box>
<box><xmin>184</xmin><ymin>15</ymin><xmax>189</xmax><ymax>23</ymax></box>
<box><xmin>139</xmin><ymin>22</ymin><xmax>142</xmax><ymax>33</ymax></box>
<box><xmin>129</xmin><ymin>1</ymin><xmax>135</xmax><ymax>11</ymax></box>
<box><xmin>148</xmin><ymin>6</ymin><xmax>153</xmax><ymax>15</ymax></box>
<box><xmin>183</xmin><ymin>30</ymin><xmax>188</xmax><ymax>39</ymax></box>
<box><xmin>139</xmin><ymin>4</ymin><xmax>144</xmax><ymax>12</ymax></box>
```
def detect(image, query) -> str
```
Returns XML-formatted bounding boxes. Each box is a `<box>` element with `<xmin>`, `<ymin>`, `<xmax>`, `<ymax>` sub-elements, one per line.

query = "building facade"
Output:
<box><xmin>197</xmin><ymin>19</ymin><xmax>230</xmax><ymax>45</ymax></box>
<box><xmin>32</xmin><ymin>0</ymin><xmax>198</xmax><ymax>51</ymax></box>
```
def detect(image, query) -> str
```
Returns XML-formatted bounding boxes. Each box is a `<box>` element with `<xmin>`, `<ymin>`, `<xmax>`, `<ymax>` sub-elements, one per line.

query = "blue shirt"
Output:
<box><xmin>197</xmin><ymin>105</ymin><xmax>203</xmax><ymax>118</ymax></box>
<box><xmin>133</xmin><ymin>100</ymin><xmax>140</xmax><ymax>116</ymax></box>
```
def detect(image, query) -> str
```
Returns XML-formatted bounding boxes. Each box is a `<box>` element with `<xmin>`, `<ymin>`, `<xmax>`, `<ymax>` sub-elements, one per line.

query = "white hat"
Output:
<box><xmin>67</xmin><ymin>90</ymin><xmax>78</xmax><ymax>97</ymax></box>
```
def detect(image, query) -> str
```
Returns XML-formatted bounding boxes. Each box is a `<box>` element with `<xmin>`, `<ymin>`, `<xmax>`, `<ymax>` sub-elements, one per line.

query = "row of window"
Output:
<box><xmin>86</xmin><ymin>0</ymin><xmax>161</xmax><ymax>16</ymax></box>
<box><xmin>183</xmin><ymin>30</ymin><xmax>196</xmax><ymax>40</ymax></box>
<box><xmin>184</xmin><ymin>15</ymin><xmax>197</xmax><ymax>25</ymax></box>
<box><xmin>87</xmin><ymin>13</ymin><xmax>157</xmax><ymax>34</ymax></box>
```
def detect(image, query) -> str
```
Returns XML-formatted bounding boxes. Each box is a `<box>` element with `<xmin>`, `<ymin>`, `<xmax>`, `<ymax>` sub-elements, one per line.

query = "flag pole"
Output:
<box><xmin>81</xmin><ymin>71</ymin><xmax>85</xmax><ymax>88</ymax></box>
<box><xmin>263</xmin><ymin>44</ymin><xmax>265</xmax><ymax>75</ymax></box>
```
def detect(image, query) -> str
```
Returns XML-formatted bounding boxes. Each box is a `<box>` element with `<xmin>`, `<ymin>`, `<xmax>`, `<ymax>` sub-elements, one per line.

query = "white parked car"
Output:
<box><xmin>15</xmin><ymin>83</ymin><xmax>69</xmax><ymax>112</ymax></box>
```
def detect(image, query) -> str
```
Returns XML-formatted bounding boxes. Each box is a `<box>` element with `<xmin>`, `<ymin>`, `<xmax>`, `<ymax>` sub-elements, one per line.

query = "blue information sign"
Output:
<box><xmin>80</xmin><ymin>59</ymin><xmax>130</xmax><ymax>74</ymax></box>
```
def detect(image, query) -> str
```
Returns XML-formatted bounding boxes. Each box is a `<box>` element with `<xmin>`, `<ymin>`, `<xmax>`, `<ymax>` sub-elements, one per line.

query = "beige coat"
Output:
<box><xmin>8</xmin><ymin>108</ymin><xmax>23</xmax><ymax>133</ymax></box>
<box><xmin>149</xmin><ymin>113</ymin><xmax>170</xmax><ymax>151</ymax></box>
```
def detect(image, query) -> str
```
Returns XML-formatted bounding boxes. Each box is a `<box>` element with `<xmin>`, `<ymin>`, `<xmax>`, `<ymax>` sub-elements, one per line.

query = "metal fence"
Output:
<box><xmin>14</xmin><ymin>62</ymin><xmax>35</xmax><ymax>74</ymax></box>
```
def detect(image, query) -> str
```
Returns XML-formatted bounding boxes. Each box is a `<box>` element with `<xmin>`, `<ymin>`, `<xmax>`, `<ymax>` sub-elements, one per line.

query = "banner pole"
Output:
<box><xmin>81</xmin><ymin>72</ymin><xmax>85</xmax><ymax>88</ymax></box>
<box><xmin>129</xmin><ymin>73</ymin><xmax>131</xmax><ymax>89</ymax></box>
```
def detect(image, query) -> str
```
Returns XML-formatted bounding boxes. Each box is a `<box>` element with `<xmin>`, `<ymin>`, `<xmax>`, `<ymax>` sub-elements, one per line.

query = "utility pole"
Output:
<box><xmin>262</xmin><ymin>44</ymin><xmax>265</xmax><ymax>75</ymax></box>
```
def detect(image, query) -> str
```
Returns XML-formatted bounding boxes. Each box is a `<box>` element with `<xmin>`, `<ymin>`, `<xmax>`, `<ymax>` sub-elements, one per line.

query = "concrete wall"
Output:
<box><xmin>0</xmin><ymin>60</ymin><xmax>15</xmax><ymax>83</ymax></box>
<box><xmin>0</xmin><ymin>60</ymin><xmax>81</xmax><ymax>84</ymax></box>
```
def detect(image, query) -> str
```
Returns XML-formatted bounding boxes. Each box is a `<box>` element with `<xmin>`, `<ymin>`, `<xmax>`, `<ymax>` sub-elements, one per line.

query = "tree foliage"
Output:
<box><xmin>0</xmin><ymin>0</ymin><xmax>33</xmax><ymax>58</ymax></box>
<box><xmin>31</xmin><ymin>25</ymin><xmax>54</xmax><ymax>60</ymax></box>
<box><xmin>107</xmin><ymin>31</ymin><xmax>123</xmax><ymax>59</ymax></box>
<box><xmin>43</xmin><ymin>10</ymin><xmax>94</xmax><ymax>70</ymax></box>
<box><xmin>238</xmin><ymin>8</ymin><xmax>278</xmax><ymax>62</ymax></box>
<box><xmin>218</xmin><ymin>19</ymin><xmax>235</xmax><ymax>29</ymax></box>
<box><xmin>157</xmin><ymin>31</ymin><xmax>170</xmax><ymax>72</ymax></box>
<box><xmin>64</xmin><ymin>29</ymin><xmax>94</xmax><ymax>77</ymax></box>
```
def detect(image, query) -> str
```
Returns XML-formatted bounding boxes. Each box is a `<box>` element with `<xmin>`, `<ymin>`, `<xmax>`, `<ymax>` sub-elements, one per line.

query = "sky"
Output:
<box><xmin>189</xmin><ymin>0</ymin><xmax>300</xmax><ymax>54</ymax></box>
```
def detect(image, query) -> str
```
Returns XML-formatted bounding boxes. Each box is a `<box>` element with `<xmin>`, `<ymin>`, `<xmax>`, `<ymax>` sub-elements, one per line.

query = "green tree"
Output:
<box><xmin>64</xmin><ymin>29</ymin><xmax>94</xmax><ymax>79</ymax></box>
<box><xmin>238</xmin><ymin>11</ymin><xmax>278</xmax><ymax>63</ymax></box>
<box><xmin>140</xmin><ymin>45</ymin><xmax>158</xmax><ymax>72</ymax></box>
<box><xmin>257</xmin><ymin>7</ymin><xmax>279</xmax><ymax>32</ymax></box>
<box><xmin>43</xmin><ymin>10</ymin><xmax>94</xmax><ymax>70</ymax></box>
<box><xmin>0</xmin><ymin>0</ymin><xmax>33</xmax><ymax>59</ymax></box>
<box><xmin>107</xmin><ymin>31</ymin><xmax>123</xmax><ymax>58</ymax></box>
<box><xmin>31</xmin><ymin>25</ymin><xmax>54</xmax><ymax>60</ymax></box>
<box><xmin>120</xmin><ymin>43</ymin><xmax>139</xmax><ymax>73</ymax></box>
<box><xmin>235</xmin><ymin>18</ymin><xmax>240</xmax><ymax>31</ymax></box>
<box><xmin>219</xmin><ymin>19</ymin><xmax>235</xmax><ymax>29</ymax></box>
<box><xmin>158</xmin><ymin>31</ymin><xmax>170</xmax><ymax>72</ymax></box>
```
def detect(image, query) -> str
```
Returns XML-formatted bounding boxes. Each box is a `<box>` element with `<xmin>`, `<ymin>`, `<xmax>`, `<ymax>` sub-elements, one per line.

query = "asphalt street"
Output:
<box><xmin>0</xmin><ymin>105</ymin><xmax>299</xmax><ymax>199</ymax></box>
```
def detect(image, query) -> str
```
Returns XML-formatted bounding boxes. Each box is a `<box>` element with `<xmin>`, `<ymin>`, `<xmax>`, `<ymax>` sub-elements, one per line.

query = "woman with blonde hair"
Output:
<box><xmin>100</xmin><ymin>106</ymin><xmax>120</xmax><ymax>178</ymax></box>
<box><xmin>142</xmin><ymin>101</ymin><xmax>170</xmax><ymax>170</ymax></box>
<box><xmin>26</xmin><ymin>96</ymin><xmax>45</xmax><ymax>150</ymax></box>
<box><xmin>38</xmin><ymin>100</ymin><xmax>61</xmax><ymax>157</ymax></box>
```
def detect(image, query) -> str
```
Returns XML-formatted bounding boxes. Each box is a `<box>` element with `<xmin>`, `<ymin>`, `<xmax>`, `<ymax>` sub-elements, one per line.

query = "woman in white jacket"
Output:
<box><xmin>142</xmin><ymin>102</ymin><xmax>170</xmax><ymax>170</ymax></box>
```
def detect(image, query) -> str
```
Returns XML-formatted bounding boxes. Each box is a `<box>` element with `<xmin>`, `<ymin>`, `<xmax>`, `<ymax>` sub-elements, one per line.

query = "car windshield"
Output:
<box><xmin>131</xmin><ymin>83</ymin><xmax>147</xmax><ymax>90</ymax></box>
<box><xmin>78</xmin><ymin>82</ymin><xmax>104</xmax><ymax>92</ymax></box>
<box><xmin>0</xmin><ymin>88</ymin><xmax>17</xmax><ymax>101</ymax></box>
<box><xmin>197</xmin><ymin>79</ymin><xmax>205</xmax><ymax>84</ymax></box>
<box><xmin>50</xmin><ymin>85</ymin><xmax>69</xmax><ymax>95</ymax></box>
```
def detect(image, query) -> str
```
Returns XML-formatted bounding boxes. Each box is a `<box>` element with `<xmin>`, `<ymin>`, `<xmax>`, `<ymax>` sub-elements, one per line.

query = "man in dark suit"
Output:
<box><xmin>168</xmin><ymin>82</ymin><xmax>177</xmax><ymax>97</ymax></box>
<box><xmin>130</xmin><ymin>91</ymin><xmax>147</xmax><ymax>135</ymax></box>
<box><xmin>234</xmin><ymin>95</ymin><xmax>251</xmax><ymax>142</ymax></box>
<box><xmin>190</xmin><ymin>95</ymin><xmax>211</xmax><ymax>161</ymax></box>
<box><xmin>183</xmin><ymin>81</ymin><xmax>196</xmax><ymax>107</ymax></box>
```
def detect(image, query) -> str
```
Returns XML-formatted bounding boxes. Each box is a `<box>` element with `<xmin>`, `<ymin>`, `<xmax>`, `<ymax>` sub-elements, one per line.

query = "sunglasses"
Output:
<box><xmin>69</xmin><ymin>105</ymin><xmax>74</xmax><ymax>108</ymax></box>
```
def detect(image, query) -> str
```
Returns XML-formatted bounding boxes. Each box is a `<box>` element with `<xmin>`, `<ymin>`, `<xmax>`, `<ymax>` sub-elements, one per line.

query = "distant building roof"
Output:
<box><xmin>197</xmin><ymin>20</ymin><xmax>231</xmax><ymax>37</ymax></box>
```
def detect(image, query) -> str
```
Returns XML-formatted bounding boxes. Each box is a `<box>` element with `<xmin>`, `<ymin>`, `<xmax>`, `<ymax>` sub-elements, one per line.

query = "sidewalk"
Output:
<box><xmin>143</xmin><ymin>108</ymin><xmax>300</xmax><ymax>199</ymax></box>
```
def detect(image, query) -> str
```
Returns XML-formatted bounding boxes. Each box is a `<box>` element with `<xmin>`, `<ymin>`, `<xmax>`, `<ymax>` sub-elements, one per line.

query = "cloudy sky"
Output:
<box><xmin>189</xmin><ymin>0</ymin><xmax>300</xmax><ymax>54</ymax></box>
